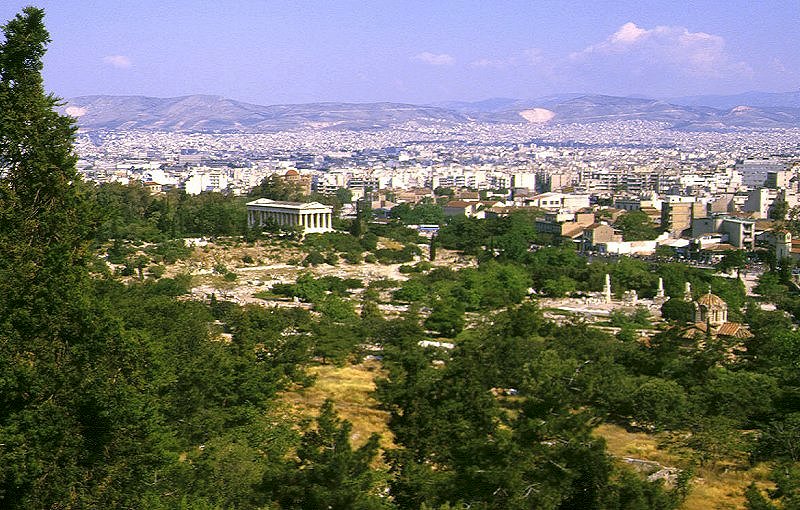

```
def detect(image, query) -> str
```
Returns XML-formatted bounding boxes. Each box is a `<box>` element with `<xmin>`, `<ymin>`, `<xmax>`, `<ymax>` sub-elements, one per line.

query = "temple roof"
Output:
<box><xmin>246</xmin><ymin>198</ymin><xmax>331</xmax><ymax>211</ymax></box>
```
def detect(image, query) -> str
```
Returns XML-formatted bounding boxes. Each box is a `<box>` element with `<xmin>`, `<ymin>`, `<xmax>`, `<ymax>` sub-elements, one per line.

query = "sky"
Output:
<box><xmin>0</xmin><ymin>0</ymin><xmax>798</xmax><ymax>105</ymax></box>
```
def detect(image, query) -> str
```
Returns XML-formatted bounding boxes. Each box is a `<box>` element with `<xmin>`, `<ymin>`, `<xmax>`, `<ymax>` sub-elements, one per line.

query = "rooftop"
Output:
<box><xmin>246</xmin><ymin>198</ymin><xmax>331</xmax><ymax>210</ymax></box>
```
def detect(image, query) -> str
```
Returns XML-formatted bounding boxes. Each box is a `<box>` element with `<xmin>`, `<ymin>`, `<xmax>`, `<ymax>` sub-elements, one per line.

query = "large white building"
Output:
<box><xmin>246</xmin><ymin>198</ymin><xmax>333</xmax><ymax>234</ymax></box>
<box><xmin>183</xmin><ymin>168</ymin><xmax>230</xmax><ymax>195</ymax></box>
<box><xmin>523</xmin><ymin>192</ymin><xmax>590</xmax><ymax>212</ymax></box>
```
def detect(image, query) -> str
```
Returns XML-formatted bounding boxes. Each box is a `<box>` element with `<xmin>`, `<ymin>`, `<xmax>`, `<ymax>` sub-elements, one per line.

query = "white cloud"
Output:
<box><xmin>470</xmin><ymin>57</ymin><xmax>509</xmax><ymax>69</ymax></box>
<box><xmin>610</xmin><ymin>22</ymin><xmax>647</xmax><ymax>44</ymax></box>
<box><xmin>571</xmin><ymin>22</ymin><xmax>750</xmax><ymax>77</ymax></box>
<box><xmin>102</xmin><ymin>55</ymin><xmax>132</xmax><ymax>69</ymax></box>
<box><xmin>523</xmin><ymin>48</ymin><xmax>545</xmax><ymax>64</ymax></box>
<box><xmin>412</xmin><ymin>52</ymin><xmax>455</xmax><ymax>66</ymax></box>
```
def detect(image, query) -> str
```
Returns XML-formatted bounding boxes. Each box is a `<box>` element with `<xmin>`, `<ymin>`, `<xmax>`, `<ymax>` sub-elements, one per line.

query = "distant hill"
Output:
<box><xmin>61</xmin><ymin>95</ymin><xmax>472</xmax><ymax>132</ymax></box>
<box><xmin>540</xmin><ymin>95</ymin><xmax>715</xmax><ymax>124</ymax></box>
<box><xmin>61</xmin><ymin>93</ymin><xmax>800</xmax><ymax>132</ymax></box>
<box><xmin>669</xmin><ymin>90</ymin><xmax>800</xmax><ymax>109</ymax></box>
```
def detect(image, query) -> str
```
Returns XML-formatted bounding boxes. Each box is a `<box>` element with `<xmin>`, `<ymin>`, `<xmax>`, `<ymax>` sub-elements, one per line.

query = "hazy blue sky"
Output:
<box><xmin>1</xmin><ymin>1</ymin><xmax>798</xmax><ymax>104</ymax></box>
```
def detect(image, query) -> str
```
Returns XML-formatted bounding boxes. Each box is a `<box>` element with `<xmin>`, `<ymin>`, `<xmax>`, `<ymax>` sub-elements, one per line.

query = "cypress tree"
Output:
<box><xmin>0</xmin><ymin>9</ymin><xmax>162</xmax><ymax>507</ymax></box>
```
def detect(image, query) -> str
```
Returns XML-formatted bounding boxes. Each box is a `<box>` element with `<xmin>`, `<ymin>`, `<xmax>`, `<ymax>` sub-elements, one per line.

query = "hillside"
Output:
<box><xmin>61</xmin><ymin>92</ymin><xmax>800</xmax><ymax>133</ymax></box>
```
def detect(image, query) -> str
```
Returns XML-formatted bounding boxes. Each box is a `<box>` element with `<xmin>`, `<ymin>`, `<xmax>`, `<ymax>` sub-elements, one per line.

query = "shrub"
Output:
<box><xmin>107</xmin><ymin>239</ymin><xmax>134</xmax><ymax>264</ymax></box>
<box><xmin>325</xmin><ymin>252</ymin><xmax>339</xmax><ymax>265</ymax></box>
<box><xmin>146</xmin><ymin>239</ymin><xmax>193</xmax><ymax>264</ymax></box>
<box><xmin>148</xmin><ymin>265</ymin><xmax>166</xmax><ymax>279</ymax></box>
<box><xmin>360</xmin><ymin>232</ymin><xmax>378</xmax><ymax>251</ymax></box>
<box><xmin>344</xmin><ymin>251</ymin><xmax>362</xmax><ymax>264</ymax></box>
<box><xmin>269</xmin><ymin>283</ymin><xmax>296</xmax><ymax>297</ymax></box>
<box><xmin>302</xmin><ymin>250</ymin><xmax>326</xmax><ymax>266</ymax></box>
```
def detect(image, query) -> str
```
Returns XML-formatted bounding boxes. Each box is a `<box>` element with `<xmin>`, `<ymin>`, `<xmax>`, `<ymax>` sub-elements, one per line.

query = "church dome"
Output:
<box><xmin>696</xmin><ymin>292</ymin><xmax>727</xmax><ymax>310</ymax></box>
<box><xmin>284</xmin><ymin>169</ymin><xmax>299</xmax><ymax>177</ymax></box>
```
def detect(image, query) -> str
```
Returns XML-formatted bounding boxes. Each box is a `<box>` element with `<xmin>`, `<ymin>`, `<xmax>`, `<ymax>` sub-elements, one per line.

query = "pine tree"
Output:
<box><xmin>271</xmin><ymin>400</ymin><xmax>390</xmax><ymax>509</ymax></box>
<box><xmin>0</xmin><ymin>9</ymin><xmax>164</xmax><ymax>507</ymax></box>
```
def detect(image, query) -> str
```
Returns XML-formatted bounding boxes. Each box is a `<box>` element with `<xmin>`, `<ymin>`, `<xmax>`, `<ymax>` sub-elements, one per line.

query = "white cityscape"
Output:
<box><xmin>73</xmin><ymin>118</ymin><xmax>800</xmax><ymax>258</ymax></box>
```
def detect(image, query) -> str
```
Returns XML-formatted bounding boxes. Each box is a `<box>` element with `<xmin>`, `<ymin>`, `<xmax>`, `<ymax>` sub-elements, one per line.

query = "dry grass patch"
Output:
<box><xmin>378</xmin><ymin>239</ymin><xmax>404</xmax><ymax>250</ymax></box>
<box><xmin>596</xmin><ymin>423</ymin><xmax>772</xmax><ymax>510</ymax></box>
<box><xmin>596</xmin><ymin>423</ymin><xmax>681</xmax><ymax>467</ymax></box>
<box><xmin>282</xmin><ymin>360</ymin><xmax>393</xmax><ymax>449</ymax></box>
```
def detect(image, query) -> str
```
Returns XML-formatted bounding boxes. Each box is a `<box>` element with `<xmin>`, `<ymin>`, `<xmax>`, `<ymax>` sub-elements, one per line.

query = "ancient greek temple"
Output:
<box><xmin>246</xmin><ymin>198</ymin><xmax>334</xmax><ymax>234</ymax></box>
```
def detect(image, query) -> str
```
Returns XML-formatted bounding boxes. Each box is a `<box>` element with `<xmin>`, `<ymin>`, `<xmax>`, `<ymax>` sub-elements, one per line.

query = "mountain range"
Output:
<box><xmin>61</xmin><ymin>91</ymin><xmax>800</xmax><ymax>133</ymax></box>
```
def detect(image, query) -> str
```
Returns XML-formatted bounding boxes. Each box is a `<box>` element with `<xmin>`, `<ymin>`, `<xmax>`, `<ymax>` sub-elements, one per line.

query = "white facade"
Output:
<box><xmin>525</xmin><ymin>192</ymin><xmax>590</xmax><ymax>212</ymax></box>
<box><xmin>246</xmin><ymin>198</ymin><xmax>333</xmax><ymax>234</ymax></box>
<box><xmin>183</xmin><ymin>169</ymin><xmax>230</xmax><ymax>195</ymax></box>
<box><xmin>512</xmin><ymin>172</ymin><xmax>536</xmax><ymax>190</ymax></box>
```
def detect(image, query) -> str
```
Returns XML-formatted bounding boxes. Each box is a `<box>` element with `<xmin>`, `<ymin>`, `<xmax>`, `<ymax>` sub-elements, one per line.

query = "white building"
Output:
<box><xmin>183</xmin><ymin>169</ymin><xmax>230</xmax><ymax>195</ymax></box>
<box><xmin>246</xmin><ymin>198</ymin><xmax>333</xmax><ymax>234</ymax></box>
<box><xmin>511</xmin><ymin>172</ymin><xmax>536</xmax><ymax>190</ymax></box>
<box><xmin>524</xmin><ymin>192</ymin><xmax>590</xmax><ymax>212</ymax></box>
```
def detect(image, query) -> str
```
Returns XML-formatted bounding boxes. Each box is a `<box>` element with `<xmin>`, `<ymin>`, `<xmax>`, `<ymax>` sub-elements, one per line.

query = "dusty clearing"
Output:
<box><xmin>177</xmin><ymin>239</ymin><xmax>473</xmax><ymax>306</ymax></box>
